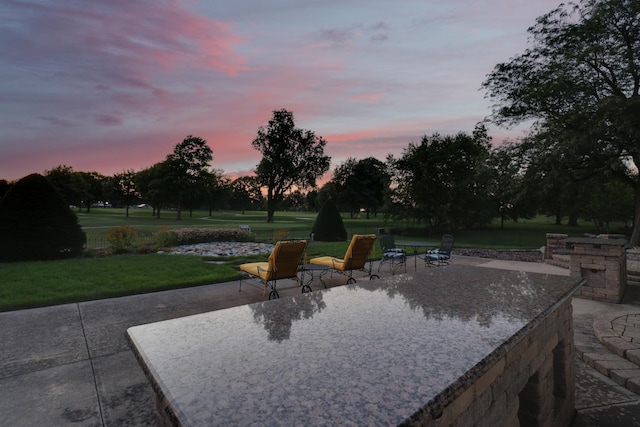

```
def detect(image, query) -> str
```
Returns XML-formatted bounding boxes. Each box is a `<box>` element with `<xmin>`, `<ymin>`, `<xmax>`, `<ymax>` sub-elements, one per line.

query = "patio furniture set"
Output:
<box><xmin>239</xmin><ymin>233</ymin><xmax>454</xmax><ymax>300</ymax></box>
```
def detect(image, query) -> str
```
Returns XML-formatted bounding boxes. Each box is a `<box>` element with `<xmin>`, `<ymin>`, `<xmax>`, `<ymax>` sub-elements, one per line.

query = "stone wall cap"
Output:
<box><xmin>564</xmin><ymin>237</ymin><xmax>628</xmax><ymax>246</ymax></box>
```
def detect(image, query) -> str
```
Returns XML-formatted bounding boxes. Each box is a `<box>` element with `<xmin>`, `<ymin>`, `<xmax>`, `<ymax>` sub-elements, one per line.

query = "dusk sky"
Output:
<box><xmin>1</xmin><ymin>0</ymin><xmax>561</xmax><ymax>182</ymax></box>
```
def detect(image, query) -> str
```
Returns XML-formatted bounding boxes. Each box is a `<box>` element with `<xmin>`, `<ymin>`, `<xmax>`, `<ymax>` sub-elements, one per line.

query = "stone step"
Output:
<box><xmin>581</xmin><ymin>312</ymin><xmax>640</xmax><ymax>395</ymax></box>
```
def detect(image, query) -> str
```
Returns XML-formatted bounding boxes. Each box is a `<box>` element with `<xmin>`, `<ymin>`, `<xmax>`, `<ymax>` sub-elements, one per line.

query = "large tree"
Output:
<box><xmin>392</xmin><ymin>125</ymin><xmax>494</xmax><ymax>230</ymax></box>
<box><xmin>483</xmin><ymin>0</ymin><xmax>640</xmax><ymax>244</ymax></box>
<box><xmin>331</xmin><ymin>157</ymin><xmax>388</xmax><ymax>218</ymax></box>
<box><xmin>486</xmin><ymin>143</ymin><xmax>538</xmax><ymax>228</ymax></box>
<box><xmin>79</xmin><ymin>171</ymin><xmax>107</xmax><ymax>212</ymax></box>
<box><xmin>164</xmin><ymin>135</ymin><xmax>214</xmax><ymax>220</ymax></box>
<box><xmin>229</xmin><ymin>175</ymin><xmax>264</xmax><ymax>211</ymax></box>
<box><xmin>136</xmin><ymin>161</ymin><xmax>182</xmax><ymax>218</ymax></box>
<box><xmin>104</xmin><ymin>170</ymin><xmax>139</xmax><ymax>217</ymax></box>
<box><xmin>45</xmin><ymin>165</ymin><xmax>88</xmax><ymax>209</ymax></box>
<box><xmin>252</xmin><ymin>109</ymin><xmax>330</xmax><ymax>223</ymax></box>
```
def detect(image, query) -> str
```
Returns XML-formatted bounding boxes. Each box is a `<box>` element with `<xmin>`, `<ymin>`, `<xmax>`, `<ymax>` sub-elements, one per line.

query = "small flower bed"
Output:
<box><xmin>103</xmin><ymin>226</ymin><xmax>255</xmax><ymax>254</ymax></box>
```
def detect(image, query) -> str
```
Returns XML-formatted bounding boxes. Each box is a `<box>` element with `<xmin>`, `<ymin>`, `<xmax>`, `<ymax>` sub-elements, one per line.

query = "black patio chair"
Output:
<box><xmin>377</xmin><ymin>234</ymin><xmax>406</xmax><ymax>274</ymax></box>
<box><xmin>422</xmin><ymin>234</ymin><xmax>453</xmax><ymax>267</ymax></box>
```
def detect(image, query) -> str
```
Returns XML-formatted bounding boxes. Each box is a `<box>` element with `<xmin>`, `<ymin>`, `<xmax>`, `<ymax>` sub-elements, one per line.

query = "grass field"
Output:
<box><xmin>1</xmin><ymin>208</ymin><xmax>606</xmax><ymax>311</ymax></box>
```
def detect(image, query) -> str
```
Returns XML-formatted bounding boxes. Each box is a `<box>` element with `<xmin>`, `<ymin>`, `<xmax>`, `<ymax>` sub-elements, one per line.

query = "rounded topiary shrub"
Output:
<box><xmin>311</xmin><ymin>198</ymin><xmax>347</xmax><ymax>242</ymax></box>
<box><xmin>0</xmin><ymin>173</ymin><xmax>86</xmax><ymax>261</ymax></box>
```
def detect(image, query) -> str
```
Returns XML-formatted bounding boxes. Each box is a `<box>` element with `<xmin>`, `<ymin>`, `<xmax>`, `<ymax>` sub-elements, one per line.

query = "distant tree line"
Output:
<box><xmin>0</xmin><ymin>113</ymin><xmax>635</xmax><ymax>239</ymax></box>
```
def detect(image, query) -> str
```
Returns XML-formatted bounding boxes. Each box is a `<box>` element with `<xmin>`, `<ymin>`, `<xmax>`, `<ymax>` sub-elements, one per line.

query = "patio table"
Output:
<box><xmin>299</xmin><ymin>263</ymin><xmax>330</xmax><ymax>289</ymax></box>
<box><xmin>395</xmin><ymin>240</ymin><xmax>438</xmax><ymax>270</ymax></box>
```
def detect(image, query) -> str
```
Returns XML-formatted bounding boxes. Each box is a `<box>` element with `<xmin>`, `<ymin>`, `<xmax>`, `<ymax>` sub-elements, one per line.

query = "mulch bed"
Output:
<box><xmin>452</xmin><ymin>249</ymin><xmax>543</xmax><ymax>262</ymax></box>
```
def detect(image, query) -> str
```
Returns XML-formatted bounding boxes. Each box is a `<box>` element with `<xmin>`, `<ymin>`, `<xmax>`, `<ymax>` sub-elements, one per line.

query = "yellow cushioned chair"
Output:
<box><xmin>239</xmin><ymin>240</ymin><xmax>308</xmax><ymax>300</ymax></box>
<box><xmin>309</xmin><ymin>234</ymin><xmax>378</xmax><ymax>284</ymax></box>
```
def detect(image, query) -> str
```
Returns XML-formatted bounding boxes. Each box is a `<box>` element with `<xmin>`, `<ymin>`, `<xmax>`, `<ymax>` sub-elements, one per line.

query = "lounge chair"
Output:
<box><xmin>378</xmin><ymin>234</ymin><xmax>406</xmax><ymax>274</ymax></box>
<box><xmin>422</xmin><ymin>234</ymin><xmax>453</xmax><ymax>267</ymax></box>
<box><xmin>309</xmin><ymin>234</ymin><xmax>378</xmax><ymax>284</ymax></box>
<box><xmin>239</xmin><ymin>240</ymin><xmax>308</xmax><ymax>299</ymax></box>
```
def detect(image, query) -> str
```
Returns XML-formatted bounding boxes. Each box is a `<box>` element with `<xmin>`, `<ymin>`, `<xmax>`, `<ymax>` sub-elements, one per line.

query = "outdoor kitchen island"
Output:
<box><xmin>127</xmin><ymin>265</ymin><xmax>584</xmax><ymax>426</ymax></box>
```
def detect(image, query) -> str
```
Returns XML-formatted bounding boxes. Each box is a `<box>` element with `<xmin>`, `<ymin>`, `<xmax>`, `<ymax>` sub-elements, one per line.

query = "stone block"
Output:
<box><xmin>475</xmin><ymin>357</ymin><xmax>506</xmax><ymax>398</ymax></box>
<box><xmin>505</xmin><ymin>336</ymin><xmax>530</xmax><ymax>367</ymax></box>
<box><xmin>609</xmin><ymin>369</ymin><xmax>640</xmax><ymax>387</ymax></box>
<box><xmin>505</xmin><ymin>369</ymin><xmax>530</xmax><ymax>403</ymax></box>
<box><xmin>621</xmin><ymin>328</ymin><xmax>640</xmax><ymax>340</ymax></box>
<box><xmin>593</xmin><ymin>358</ymin><xmax>638</xmax><ymax>376</ymax></box>
<box><xmin>543</xmin><ymin>332</ymin><xmax>560</xmax><ymax>356</ymax></box>
<box><xmin>583</xmin><ymin>263</ymin><xmax>605</xmax><ymax>270</ymax></box>
<box><xmin>478</xmin><ymin>392</ymin><xmax>508</xmax><ymax>427</ymax></box>
<box><xmin>626</xmin><ymin>349</ymin><xmax>640</xmax><ymax>365</ymax></box>
<box><xmin>582</xmin><ymin>352</ymin><xmax>622</xmax><ymax>370</ymax></box>
<box><xmin>451</xmin><ymin>387</ymin><xmax>492</xmax><ymax>427</ymax></box>
<box><xmin>627</xmin><ymin>377</ymin><xmax>640</xmax><ymax>395</ymax></box>
<box><xmin>446</xmin><ymin>384</ymin><xmax>476</xmax><ymax>422</ymax></box>
<box><xmin>601</xmin><ymin>336</ymin><xmax>637</xmax><ymax>357</ymax></box>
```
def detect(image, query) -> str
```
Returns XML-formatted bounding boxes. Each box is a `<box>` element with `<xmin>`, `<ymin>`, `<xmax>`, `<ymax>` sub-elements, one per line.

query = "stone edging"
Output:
<box><xmin>594</xmin><ymin>311</ymin><xmax>640</xmax><ymax>363</ymax></box>
<box><xmin>584</xmin><ymin>311</ymin><xmax>640</xmax><ymax>394</ymax></box>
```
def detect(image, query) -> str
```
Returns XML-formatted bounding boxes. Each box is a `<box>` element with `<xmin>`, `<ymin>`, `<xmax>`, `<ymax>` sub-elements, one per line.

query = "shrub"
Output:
<box><xmin>272</xmin><ymin>229</ymin><xmax>289</xmax><ymax>242</ymax></box>
<box><xmin>0</xmin><ymin>173</ymin><xmax>86</xmax><ymax>261</ymax></box>
<box><xmin>312</xmin><ymin>198</ymin><xmax>347</xmax><ymax>241</ymax></box>
<box><xmin>151</xmin><ymin>227</ymin><xmax>178</xmax><ymax>249</ymax></box>
<box><xmin>106</xmin><ymin>226</ymin><xmax>139</xmax><ymax>254</ymax></box>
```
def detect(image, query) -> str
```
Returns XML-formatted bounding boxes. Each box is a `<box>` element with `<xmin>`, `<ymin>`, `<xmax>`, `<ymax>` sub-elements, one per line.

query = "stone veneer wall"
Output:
<box><xmin>545</xmin><ymin>233</ymin><xmax>569</xmax><ymax>261</ymax></box>
<box><xmin>568</xmin><ymin>238</ymin><xmax>627</xmax><ymax>303</ymax></box>
<box><xmin>422</xmin><ymin>298</ymin><xmax>575</xmax><ymax>427</ymax></box>
<box><xmin>545</xmin><ymin>234</ymin><xmax>640</xmax><ymax>288</ymax></box>
<box><xmin>628</xmin><ymin>249</ymin><xmax>640</xmax><ymax>286</ymax></box>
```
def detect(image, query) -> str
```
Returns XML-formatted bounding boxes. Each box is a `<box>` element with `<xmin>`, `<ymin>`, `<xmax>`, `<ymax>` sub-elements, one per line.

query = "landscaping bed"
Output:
<box><xmin>453</xmin><ymin>248</ymin><xmax>543</xmax><ymax>262</ymax></box>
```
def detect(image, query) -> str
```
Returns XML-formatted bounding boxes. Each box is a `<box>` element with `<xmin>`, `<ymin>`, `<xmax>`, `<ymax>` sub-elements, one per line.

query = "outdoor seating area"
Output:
<box><xmin>239</xmin><ymin>240</ymin><xmax>308</xmax><ymax>300</ymax></box>
<box><xmin>239</xmin><ymin>233</ymin><xmax>451</xmax><ymax>299</ymax></box>
<box><xmin>309</xmin><ymin>234</ymin><xmax>379</xmax><ymax>284</ymax></box>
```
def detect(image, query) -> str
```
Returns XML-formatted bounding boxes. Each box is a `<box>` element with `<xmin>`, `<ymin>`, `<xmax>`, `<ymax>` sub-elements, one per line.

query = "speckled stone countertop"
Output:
<box><xmin>127</xmin><ymin>265</ymin><xmax>583</xmax><ymax>426</ymax></box>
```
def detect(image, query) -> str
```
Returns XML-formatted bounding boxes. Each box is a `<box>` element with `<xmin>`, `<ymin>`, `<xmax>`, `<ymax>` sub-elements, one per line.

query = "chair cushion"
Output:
<box><xmin>239</xmin><ymin>262</ymin><xmax>271</xmax><ymax>281</ymax></box>
<box><xmin>426</xmin><ymin>253</ymin><xmax>449</xmax><ymax>260</ymax></box>
<box><xmin>383</xmin><ymin>251</ymin><xmax>405</xmax><ymax>259</ymax></box>
<box><xmin>310</xmin><ymin>256</ymin><xmax>344</xmax><ymax>269</ymax></box>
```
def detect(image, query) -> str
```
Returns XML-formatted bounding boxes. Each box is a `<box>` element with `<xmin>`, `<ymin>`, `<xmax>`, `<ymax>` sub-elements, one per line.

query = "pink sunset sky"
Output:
<box><xmin>1</xmin><ymin>0</ymin><xmax>561</xmax><ymax>182</ymax></box>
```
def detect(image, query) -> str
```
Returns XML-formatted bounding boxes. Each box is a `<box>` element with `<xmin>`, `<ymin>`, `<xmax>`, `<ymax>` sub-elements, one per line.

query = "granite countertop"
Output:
<box><xmin>127</xmin><ymin>265</ymin><xmax>583</xmax><ymax>426</ymax></box>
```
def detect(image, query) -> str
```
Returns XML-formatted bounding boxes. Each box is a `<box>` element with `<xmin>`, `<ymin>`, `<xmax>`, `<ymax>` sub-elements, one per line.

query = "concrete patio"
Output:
<box><xmin>2</xmin><ymin>256</ymin><xmax>640</xmax><ymax>426</ymax></box>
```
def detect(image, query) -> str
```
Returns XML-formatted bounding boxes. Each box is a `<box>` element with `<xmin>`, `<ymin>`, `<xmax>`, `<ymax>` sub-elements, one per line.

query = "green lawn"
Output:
<box><xmin>80</xmin><ymin>208</ymin><xmax>596</xmax><ymax>249</ymax></box>
<box><xmin>1</xmin><ymin>209</ymin><xmax>607</xmax><ymax>312</ymax></box>
<box><xmin>0</xmin><ymin>254</ymin><xmax>239</xmax><ymax>311</ymax></box>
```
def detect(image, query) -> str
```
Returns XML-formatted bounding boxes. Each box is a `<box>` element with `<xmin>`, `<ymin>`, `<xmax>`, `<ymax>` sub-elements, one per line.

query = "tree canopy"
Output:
<box><xmin>331</xmin><ymin>157</ymin><xmax>388</xmax><ymax>219</ymax></box>
<box><xmin>483</xmin><ymin>0</ymin><xmax>640</xmax><ymax>244</ymax></box>
<box><xmin>163</xmin><ymin>135</ymin><xmax>214</xmax><ymax>220</ymax></box>
<box><xmin>45</xmin><ymin>165</ymin><xmax>88</xmax><ymax>209</ymax></box>
<box><xmin>104</xmin><ymin>170</ymin><xmax>139</xmax><ymax>217</ymax></box>
<box><xmin>252</xmin><ymin>109</ymin><xmax>331</xmax><ymax>223</ymax></box>
<box><xmin>391</xmin><ymin>125</ymin><xmax>494</xmax><ymax>230</ymax></box>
